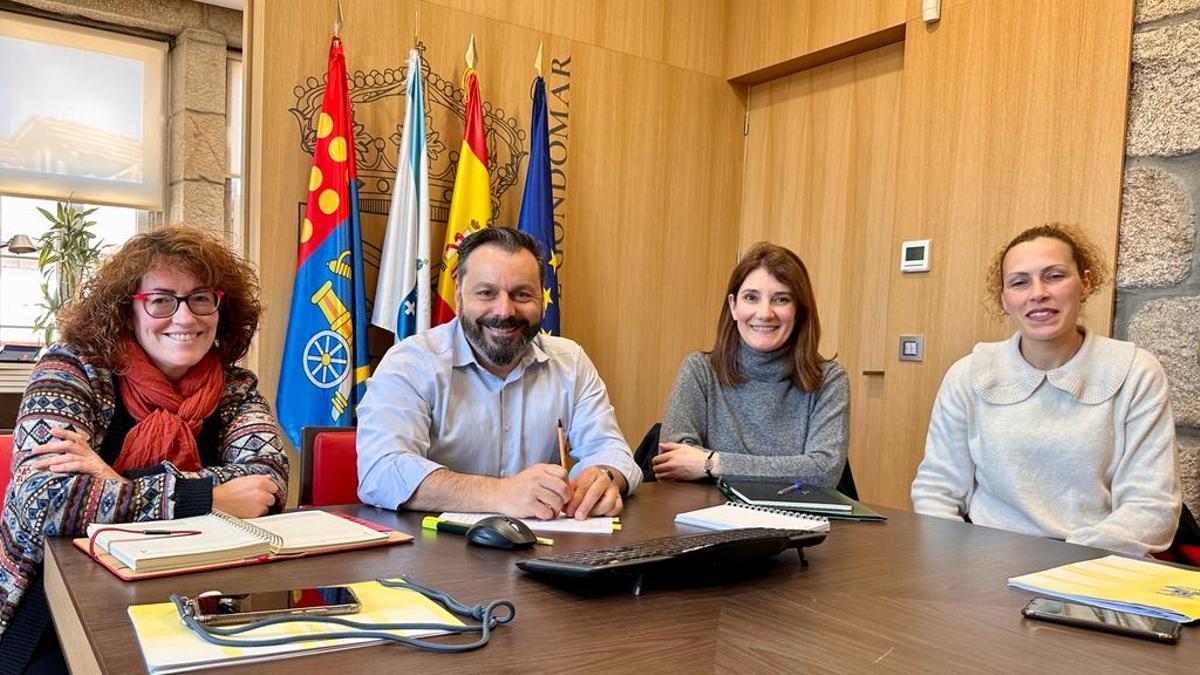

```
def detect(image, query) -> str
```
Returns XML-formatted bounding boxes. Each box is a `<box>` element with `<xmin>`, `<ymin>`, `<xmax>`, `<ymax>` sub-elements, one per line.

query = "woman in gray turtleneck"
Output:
<box><xmin>652</xmin><ymin>242</ymin><xmax>849</xmax><ymax>486</ymax></box>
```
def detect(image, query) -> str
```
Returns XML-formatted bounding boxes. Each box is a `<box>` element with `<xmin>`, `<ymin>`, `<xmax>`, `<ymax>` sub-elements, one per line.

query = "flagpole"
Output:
<box><xmin>333</xmin><ymin>0</ymin><xmax>343</xmax><ymax>37</ymax></box>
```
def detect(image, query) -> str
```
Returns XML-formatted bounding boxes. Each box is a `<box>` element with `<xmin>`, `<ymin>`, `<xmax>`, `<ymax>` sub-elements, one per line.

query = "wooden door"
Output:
<box><xmin>738</xmin><ymin>42</ymin><xmax>903</xmax><ymax>502</ymax></box>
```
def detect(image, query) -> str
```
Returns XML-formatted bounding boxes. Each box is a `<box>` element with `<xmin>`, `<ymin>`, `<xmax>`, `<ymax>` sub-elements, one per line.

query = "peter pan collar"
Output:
<box><xmin>969</xmin><ymin>329</ymin><xmax>1136</xmax><ymax>405</ymax></box>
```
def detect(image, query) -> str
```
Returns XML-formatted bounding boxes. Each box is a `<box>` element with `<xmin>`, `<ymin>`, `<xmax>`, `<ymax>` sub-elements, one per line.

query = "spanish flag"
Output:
<box><xmin>432</xmin><ymin>50</ymin><xmax>491</xmax><ymax>325</ymax></box>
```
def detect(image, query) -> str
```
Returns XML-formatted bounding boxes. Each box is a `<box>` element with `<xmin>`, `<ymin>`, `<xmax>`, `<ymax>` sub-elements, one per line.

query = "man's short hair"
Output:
<box><xmin>456</xmin><ymin>227</ymin><xmax>547</xmax><ymax>287</ymax></box>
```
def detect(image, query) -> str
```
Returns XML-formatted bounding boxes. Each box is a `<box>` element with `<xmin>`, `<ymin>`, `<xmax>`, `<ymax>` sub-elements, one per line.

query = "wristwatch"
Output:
<box><xmin>703</xmin><ymin>450</ymin><xmax>716</xmax><ymax>479</ymax></box>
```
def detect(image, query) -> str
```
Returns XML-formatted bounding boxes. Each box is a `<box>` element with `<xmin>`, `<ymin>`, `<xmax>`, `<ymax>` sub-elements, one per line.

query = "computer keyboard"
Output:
<box><xmin>516</xmin><ymin>528</ymin><xmax>825</xmax><ymax>580</ymax></box>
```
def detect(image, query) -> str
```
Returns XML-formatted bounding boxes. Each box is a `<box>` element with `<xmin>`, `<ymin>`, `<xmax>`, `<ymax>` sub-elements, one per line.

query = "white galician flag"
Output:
<box><xmin>372</xmin><ymin>48</ymin><xmax>430</xmax><ymax>339</ymax></box>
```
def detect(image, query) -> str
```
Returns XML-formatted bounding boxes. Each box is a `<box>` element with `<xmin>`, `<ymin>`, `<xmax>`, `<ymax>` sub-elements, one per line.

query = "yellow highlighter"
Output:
<box><xmin>421</xmin><ymin>516</ymin><xmax>554</xmax><ymax>545</ymax></box>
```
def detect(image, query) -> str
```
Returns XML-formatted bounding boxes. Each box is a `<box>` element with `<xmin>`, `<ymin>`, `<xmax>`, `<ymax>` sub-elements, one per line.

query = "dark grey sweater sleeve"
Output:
<box><xmin>719</xmin><ymin>362</ymin><xmax>850</xmax><ymax>486</ymax></box>
<box><xmin>660</xmin><ymin>353</ymin><xmax>710</xmax><ymax>448</ymax></box>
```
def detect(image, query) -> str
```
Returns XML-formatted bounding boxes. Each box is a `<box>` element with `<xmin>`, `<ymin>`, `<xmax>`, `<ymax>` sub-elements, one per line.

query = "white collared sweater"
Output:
<box><xmin>910</xmin><ymin>330</ymin><xmax>1180</xmax><ymax>556</ymax></box>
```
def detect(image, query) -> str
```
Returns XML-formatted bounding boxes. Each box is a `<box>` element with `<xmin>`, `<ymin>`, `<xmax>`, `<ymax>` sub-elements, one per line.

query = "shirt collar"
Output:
<box><xmin>969</xmin><ymin>329</ymin><xmax>1136</xmax><ymax>405</ymax></box>
<box><xmin>451</xmin><ymin>317</ymin><xmax>551</xmax><ymax>376</ymax></box>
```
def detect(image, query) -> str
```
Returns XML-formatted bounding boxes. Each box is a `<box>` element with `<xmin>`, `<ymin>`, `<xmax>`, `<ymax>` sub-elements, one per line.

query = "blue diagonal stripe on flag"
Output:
<box><xmin>372</xmin><ymin>48</ymin><xmax>430</xmax><ymax>341</ymax></box>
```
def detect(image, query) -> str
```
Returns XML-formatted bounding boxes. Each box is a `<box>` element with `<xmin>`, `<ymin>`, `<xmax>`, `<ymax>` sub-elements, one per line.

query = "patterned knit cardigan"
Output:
<box><xmin>0</xmin><ymin>344</ymin><xmax>289</xmax><ymax>639</ymax></box>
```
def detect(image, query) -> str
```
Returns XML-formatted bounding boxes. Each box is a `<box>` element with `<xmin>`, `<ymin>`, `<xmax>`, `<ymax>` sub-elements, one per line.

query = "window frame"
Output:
<box><xmin>0</xmin><ymin>10</ymin><xmax>167</xmax><ymax>211</ymax></box>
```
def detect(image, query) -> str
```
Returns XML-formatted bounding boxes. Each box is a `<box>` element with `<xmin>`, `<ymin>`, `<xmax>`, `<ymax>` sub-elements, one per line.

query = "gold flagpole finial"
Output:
<box><xmin>413</xmin><ymin>2</ymin><xmax>420</xmax><ymax>48</ymax></box>
<box><xmin>535</xmin><ymin>41</ymin><xmax>543</xmax><ymax>77</ymax></box>
<box><xmin>465</xmin><ymin>34</ymin><xmax>477</xmax><ymax>69</ymax></box>
<box><xmin>333</xmin><ymin>0</ymin><xmax>344</xmax><ymax>36</ymax></box>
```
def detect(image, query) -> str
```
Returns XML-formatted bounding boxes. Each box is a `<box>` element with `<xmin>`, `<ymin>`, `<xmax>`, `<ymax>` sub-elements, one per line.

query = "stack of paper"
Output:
<box><xmin>1007</xmin><ymin>555</ymin><xmax>1200</xmax><ymax>623</ymax></box>
<box><xmin>438</xmin><ymin>512</ymin><xmax>618</xmax><ymax>534</ymax></box>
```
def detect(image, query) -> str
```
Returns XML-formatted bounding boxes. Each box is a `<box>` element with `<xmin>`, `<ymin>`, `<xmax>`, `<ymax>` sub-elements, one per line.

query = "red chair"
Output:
<box><xmin>299</xmin><ymin>426</ymin><xmax>360</xmax><ymax>507</ymax></box>
<box><xmin>1152</xmin><ymin>504</ymin><xmax>1200</xmax><ymax>569</ymax></box>
<box><xmin>0</xmin><ymin>433</ymin><xmax>12</xmax><ymax>509</ymax></box>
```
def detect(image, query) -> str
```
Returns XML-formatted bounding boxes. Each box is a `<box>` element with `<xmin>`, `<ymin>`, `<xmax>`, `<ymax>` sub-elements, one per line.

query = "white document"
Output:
<box><xmin>438</xmin><ymin>512</ymin><xmax>616</xmax><ymax>534</ymax></box>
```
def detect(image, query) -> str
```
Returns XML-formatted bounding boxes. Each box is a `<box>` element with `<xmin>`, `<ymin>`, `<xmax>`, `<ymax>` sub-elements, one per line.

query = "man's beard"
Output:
<box><xmin>462</xmin><ymin>313</ymin><xmax>541</xmax><ymax>368</ymax></box>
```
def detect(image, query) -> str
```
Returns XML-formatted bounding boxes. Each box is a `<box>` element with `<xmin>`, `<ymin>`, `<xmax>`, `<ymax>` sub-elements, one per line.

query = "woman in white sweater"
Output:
<box><xmin>910</xmin><ymin>224</ymin><xmax>1180</xmax><ymax>556</ymax></box>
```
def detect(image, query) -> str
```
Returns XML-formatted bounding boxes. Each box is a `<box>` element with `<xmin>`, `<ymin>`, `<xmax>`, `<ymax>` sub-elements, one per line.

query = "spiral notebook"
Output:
<box><xmin>675</xmin><ymin>502</ymin><xmax>830</xmax><ymax>533</ymax></box>
<box><xmin>77</xmin><ymin>510</ymin><xmax>410</xmax><ymax>580</ymax></box>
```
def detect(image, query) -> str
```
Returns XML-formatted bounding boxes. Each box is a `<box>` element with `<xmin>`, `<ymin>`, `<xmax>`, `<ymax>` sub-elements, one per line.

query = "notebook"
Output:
<box><xmin>675</xmin><ymin>502</ymin><xmax>830</xmax><ymax>533</ymax></box>
<box><xmin>1007</xmin><ymin>555</ymin><xmax>1200</xmax><ymax>623</ymax></box>
<box><xmin>77</xmin><ymin>510</ymin><xmax>410</xmax><ymax>580</ymax></box>
<box><xmin>719</xmin><ymin>479</ymin><xmax>853</xmax><ymax>512</ymax></box>
<box><xmin>438</xmin><ymin>511</ymin><xmax>617</xmax><ymax>534</ymax></box>
<box><xmin>127</xmin><ymin>579</ymin><xmax>462</xmax><ymax>673</ymax></box>
<box><xmin>811</xmin><ymin>493</ymin><xmax>887</xmax><ymax>522</ymax></box>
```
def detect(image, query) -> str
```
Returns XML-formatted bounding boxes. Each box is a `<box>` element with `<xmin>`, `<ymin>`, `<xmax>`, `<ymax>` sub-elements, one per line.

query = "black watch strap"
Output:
<box><xmin>704</xmin><ymin>450</ymin><xmax>716</xmax><ymax>478</ymax></box>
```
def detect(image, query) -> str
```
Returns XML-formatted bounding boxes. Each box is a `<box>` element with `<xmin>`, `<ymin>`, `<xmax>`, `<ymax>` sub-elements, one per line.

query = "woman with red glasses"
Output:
<box><xmin>0</xmin><ymin>226</ymin><xmax>287</xmax><ymax>672</ymax></box>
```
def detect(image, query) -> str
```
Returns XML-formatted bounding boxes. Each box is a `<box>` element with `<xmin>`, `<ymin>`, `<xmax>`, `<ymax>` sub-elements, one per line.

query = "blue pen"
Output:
<box><xmin>777</xmin><ymin>481</ymin><xmax>804</xmax><ymax>495</ymax></box>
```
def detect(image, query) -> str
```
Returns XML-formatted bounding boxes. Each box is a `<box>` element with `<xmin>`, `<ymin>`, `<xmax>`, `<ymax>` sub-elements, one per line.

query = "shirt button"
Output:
<box><xmin>504</xmin><ymin>425</ymin><xmax>511</xmax><ymax>433</ymax></box>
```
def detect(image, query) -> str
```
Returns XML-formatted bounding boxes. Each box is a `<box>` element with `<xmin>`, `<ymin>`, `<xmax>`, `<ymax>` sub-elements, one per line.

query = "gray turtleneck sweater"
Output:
<box><xmin>661</xmin><ymin>345</ymin><xmax>849</xmax><ymax>486</ymax></box>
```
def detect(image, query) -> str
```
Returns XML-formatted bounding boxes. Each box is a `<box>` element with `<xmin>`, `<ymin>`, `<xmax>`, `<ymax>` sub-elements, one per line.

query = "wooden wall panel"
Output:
<box><xmin>248</xmin><ymin>0</ymin><xmax>1135</xmax><ymax>512</ymax></box>
<box><xmin>562</xmin><ymin>47</ymin><xmax>743</xmax><ymax>442</ymax></box>
<box><xmin>248</xmin><ymin>0</ymin><xmax>743</xmax><ymax>458</ymax></box>
<box><xmin>738</xmin><ymin>42</ymin><xmax>903</xmax><ymax>504</ymax></box>
<box><xmin>425</xmin><ymin>0</ymin><xmax>730</xmax><ymax>78</ymax></box>
<box><xmin>868</xmin><ymin>0</ymin><xmax>1135</xmax><ymax>508</ymax></box>
<box><xmin>725</xmin><ymin>0</ymin><xmax>906</xmax><ymax>80</ymax></box>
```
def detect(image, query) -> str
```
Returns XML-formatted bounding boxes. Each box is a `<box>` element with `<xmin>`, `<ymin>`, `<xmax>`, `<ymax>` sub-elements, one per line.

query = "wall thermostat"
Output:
<box><xmin>900</xmin><ymin>239</ymin><xmax>931</xmax><ymax>273</ymax></box>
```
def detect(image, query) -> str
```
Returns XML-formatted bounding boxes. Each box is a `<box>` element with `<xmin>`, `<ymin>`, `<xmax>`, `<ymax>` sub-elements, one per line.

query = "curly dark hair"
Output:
<box><xmin>985</xmin><ymin>222</ymin><xmax>1108</xmax><ymax>316</ymax></box>
<box><xmin>57</xmin><ymin>225</ymin><xmax>262</xmax><ymax>370</ymax></box>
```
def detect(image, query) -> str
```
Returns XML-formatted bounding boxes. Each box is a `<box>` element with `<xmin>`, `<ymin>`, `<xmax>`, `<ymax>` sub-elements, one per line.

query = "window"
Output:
<box><xmin>0</xmin><ymin>12</ymin><xmax>163</xmax><ymax>345</ymax></box>
<box><xmin>227</xmin><ymin>53</ymin><xmax>243</xmax><ymax>235</ymax></box>
<box><xmin>0</xmin><ymin>195</ymin><xmax>142</xmax><ymax>344</ymax></box>
<box><xmin>0</xmin><ymin>10</ymin><xmax>166</xmax><ymax>210</ymax></box>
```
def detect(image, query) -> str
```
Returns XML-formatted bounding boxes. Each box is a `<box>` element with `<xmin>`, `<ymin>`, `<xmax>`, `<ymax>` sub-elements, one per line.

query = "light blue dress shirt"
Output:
<box><xmin>356</xmin><ymin>318</ymin><xmax>641</xmax><ymax>509</ymax></box>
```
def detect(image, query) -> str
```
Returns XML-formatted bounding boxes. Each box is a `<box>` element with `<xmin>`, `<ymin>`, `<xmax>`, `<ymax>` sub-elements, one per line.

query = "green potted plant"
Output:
<box><xmin>33</xmin><ymin>200</ymin><xmax>102</xmax><ymax>344</ymax></box>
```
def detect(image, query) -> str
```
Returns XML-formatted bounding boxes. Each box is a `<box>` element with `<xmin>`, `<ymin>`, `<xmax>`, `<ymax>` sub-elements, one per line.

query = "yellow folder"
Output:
<box><xmin>1008</xmin><ymin>555</ymin><xmax>1200</xmax><ymax>623</ymax></box>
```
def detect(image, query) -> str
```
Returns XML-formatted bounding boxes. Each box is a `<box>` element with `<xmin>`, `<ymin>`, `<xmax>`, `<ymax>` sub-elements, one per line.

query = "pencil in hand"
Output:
<box><xmin>557</xmin><ymin>418</ymin><xmax>569</xmax><ymax>468</ymax></box>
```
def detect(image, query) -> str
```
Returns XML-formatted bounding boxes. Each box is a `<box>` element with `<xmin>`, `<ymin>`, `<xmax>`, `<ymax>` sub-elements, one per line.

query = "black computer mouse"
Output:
<box><xmin>466</xmin><ymin>515</ymin><xmax>538</xmax><ymax>550</ymax></box>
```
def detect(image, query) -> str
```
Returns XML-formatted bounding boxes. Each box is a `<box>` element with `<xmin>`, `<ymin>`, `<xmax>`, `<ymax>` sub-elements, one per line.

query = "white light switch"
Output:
<box><xmin>899</xmin><ymin>335</ymin><xmax>924</xmax><ymax>362</ymax></box>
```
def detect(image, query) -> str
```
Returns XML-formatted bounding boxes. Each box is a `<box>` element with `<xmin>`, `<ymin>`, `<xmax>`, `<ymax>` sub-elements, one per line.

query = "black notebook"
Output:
<box><xmin>719</xmin><ymin>479</ymin><xmax>853</xmax><ymax>512</ymax></box>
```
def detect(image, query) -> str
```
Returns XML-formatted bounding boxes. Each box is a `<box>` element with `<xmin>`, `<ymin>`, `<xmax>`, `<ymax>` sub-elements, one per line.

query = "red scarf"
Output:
<box><xmin>114</xmin><ymin>339</ymin><xmax>226</xmax><ymax>474</ymax></box>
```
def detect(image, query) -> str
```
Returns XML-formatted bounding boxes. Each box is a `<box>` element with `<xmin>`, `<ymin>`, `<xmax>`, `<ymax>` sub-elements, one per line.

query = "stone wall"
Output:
<box><xmin>1118</xmin><ymin>0</ymin><xmax>1200</xmax><ymax>516</ymax></box>
<box><xmin>10</xmin><ymin>0</ymin><xmax>240</xmax><ymax>231</ymax></box>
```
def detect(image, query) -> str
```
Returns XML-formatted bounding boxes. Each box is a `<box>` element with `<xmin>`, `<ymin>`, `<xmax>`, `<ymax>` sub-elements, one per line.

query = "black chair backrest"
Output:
<box><xmin>837</xmin><ymin>460</ymin><xmax>859</xmax><ymax>501</ymax></box>
<box><xmin>1176</xmin><ymin>502</ymin><xmax>1200</xmax><ymax>546</ymax></box>
<box><xmin>634</xmin><ymin>421</ymin><xmax>860</xmax><ymax>501</ymax></box>
<box><xmin>633</xmin><ymin>423</ymin><xmax>661</xmax><ymax>483</ymax></box>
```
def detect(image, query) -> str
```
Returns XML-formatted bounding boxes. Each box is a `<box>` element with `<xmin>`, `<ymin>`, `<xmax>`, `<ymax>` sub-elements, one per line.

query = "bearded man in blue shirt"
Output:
<box><xmin>356</xmin><ymin>227</ymin><xmax>639</xmax><ymax>519</ymax></box>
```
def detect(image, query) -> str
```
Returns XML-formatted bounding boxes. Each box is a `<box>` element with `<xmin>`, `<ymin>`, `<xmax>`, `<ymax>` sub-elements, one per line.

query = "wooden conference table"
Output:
<box><xmin>44</xmin><ymin>482</ymin><xmax>1195</xmax><ymax>673</ymax></box>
